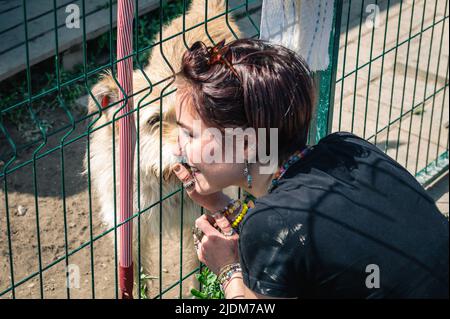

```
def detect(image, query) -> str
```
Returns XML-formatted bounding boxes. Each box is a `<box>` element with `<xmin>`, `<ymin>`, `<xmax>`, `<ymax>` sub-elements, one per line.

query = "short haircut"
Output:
<box><xmin>176</xmin><ymin>38</ymin><xmax>316</xmax><ymax>165</ymax></box>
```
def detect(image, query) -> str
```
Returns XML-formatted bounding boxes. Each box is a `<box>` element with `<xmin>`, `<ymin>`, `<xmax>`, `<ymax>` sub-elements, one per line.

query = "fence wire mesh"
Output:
<box><xmin>330</xmin><ymin>0</ymin><xmax>449</xmax><ymax>186</ymax></box>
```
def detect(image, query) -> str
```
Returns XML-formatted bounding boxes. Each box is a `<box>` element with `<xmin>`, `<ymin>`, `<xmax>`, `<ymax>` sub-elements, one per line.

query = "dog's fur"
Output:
<box><xmin>84</xmin><ymin>0</ymin><xmax>241</xmax><ymax>297</ymax></box>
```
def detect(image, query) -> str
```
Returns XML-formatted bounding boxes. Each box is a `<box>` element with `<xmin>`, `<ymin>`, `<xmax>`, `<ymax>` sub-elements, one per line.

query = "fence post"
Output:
<box><xmin>117</xmin><ymin>0</ymin><xmax>136</xmax><ymax>299</ymax></box>
<box><xmin>310</xmin><ymin>0</ymin><xmax>343</xmax><ymax>144</ymax></box>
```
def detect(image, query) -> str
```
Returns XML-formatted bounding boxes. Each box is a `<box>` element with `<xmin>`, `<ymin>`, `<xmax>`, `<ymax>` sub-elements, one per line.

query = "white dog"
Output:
<box><xmin>84</xmin><ymin>0</ymin><xmax>241</xmax><ymax>298</ymax></box>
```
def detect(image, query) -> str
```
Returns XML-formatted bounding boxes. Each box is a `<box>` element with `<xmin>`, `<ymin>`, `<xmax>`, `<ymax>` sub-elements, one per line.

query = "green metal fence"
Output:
<box><xmin>0</xmin><ymin>0</ymin><xmax>448</xmax><ymax>299</ymax></box>
<box><xmin>323</xmin><ymin>0</ymin><xmax>449</xmax><ymax>187</ymax></box>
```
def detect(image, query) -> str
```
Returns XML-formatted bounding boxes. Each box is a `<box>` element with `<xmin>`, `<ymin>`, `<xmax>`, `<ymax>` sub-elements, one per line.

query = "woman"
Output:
<box><xmin>171</xmin><ymin>39</ymin><xmax>449</xmax><ymax>299</ymax></box>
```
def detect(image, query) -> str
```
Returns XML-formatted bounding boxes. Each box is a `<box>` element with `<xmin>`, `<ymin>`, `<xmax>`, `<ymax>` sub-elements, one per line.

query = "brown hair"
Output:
<box><xmin>176</xmin><ymin>38</ymin><xmax>315</xmax><ymax>165</ymax></box>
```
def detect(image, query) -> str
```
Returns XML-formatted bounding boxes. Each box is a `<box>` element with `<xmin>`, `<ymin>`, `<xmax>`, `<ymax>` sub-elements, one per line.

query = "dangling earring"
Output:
<box><xmin>244</xmin><ymin>159</ymin><xmax>252</xmax><ymax>189</ymax></box>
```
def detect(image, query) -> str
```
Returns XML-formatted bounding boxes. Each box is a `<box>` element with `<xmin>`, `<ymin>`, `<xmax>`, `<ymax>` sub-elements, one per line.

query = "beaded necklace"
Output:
<box><xmin>242</xmin><ymin>146</ymin><xmax>314</xmax><ymax>204</ymax></box>
<box><xmin>267</xmin><ymin>146</ymin><xmax>313</xmax><ymax>193</ymax></box>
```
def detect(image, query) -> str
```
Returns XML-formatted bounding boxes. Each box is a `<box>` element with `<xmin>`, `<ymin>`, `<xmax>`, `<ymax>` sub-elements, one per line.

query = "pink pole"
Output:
<box><xmin>117</xmin><ymin>0</ymin><xmax>135</xmax><ymax>299</ymax></box>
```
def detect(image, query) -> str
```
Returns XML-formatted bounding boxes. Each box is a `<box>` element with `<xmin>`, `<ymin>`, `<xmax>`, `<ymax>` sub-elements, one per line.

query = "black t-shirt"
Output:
<box><xmin>238</xmin><ymin>132</ymin><xmax>449</xmax><ymax>298</ymax></box>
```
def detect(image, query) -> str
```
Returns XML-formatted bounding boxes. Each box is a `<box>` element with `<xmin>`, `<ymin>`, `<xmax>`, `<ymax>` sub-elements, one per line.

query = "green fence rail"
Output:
<box><xmin>0</xmin><ymin>0</ymin><xmax>448</xmax><ymax>299</ymax></box>
<box><xmin>324</xmin><ymin>0</ymin><xmax>449</xmax><ymax>188</ymax></box>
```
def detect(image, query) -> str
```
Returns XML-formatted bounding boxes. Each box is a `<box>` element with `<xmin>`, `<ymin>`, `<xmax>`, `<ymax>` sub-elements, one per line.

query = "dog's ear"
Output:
<box><xmin>87</xmin><ymin>72</ymin><xmax>120</xmax><ymax>120</ymax></box>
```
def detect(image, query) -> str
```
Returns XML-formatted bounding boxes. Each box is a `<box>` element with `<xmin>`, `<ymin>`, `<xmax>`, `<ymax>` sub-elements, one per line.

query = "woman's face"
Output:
<box><xmin>173</xmin><ymin>92</ymin><xmax>246</xmax><ymax>195</ymax></box>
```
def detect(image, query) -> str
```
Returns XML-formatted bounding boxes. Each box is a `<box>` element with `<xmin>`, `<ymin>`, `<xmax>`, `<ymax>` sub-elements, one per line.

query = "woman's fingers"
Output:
<box><xmin>196</xmin><ymin>214</ymin><xmax>236</xmax><ymax>241</ymax></box>
<box><xmin>194</xmin><ymin>215</ymin><xmax>239</xmax><ymax>274</ymax></box>
<box><xmin>172</xmin><ymin>163</ymin><xmax>196</xmax><ymax>194</ymax></box>
<box><xmin>195</xmin><ymin>215</ymin><xmax>220</xmax><ymax>238</ymax></box>
<box><xmin>172</xmin><ymin>163</ymin><xmax>192</xmax><ymax>182</ymax></box>
<box><xmin>213</xmin><ymin>214</ymin><xmax>235</xmax><ymax>237</ymax></box>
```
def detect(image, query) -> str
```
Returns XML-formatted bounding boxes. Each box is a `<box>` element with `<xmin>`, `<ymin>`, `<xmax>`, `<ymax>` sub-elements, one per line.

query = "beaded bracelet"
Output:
<box><xmin>231</xmin><ymin>203</ymin><xmax>249</xmax><ymax>229</ymax></box>
<box><xmin>218</xmin><ymin>263</ymin><xmax>242</xmax><ymax>292</ymax></box>
<box><xmin>209</xmin><ymin>199</ymin><xmax>241</xmax><ymax>218</ymax></box>
<box><xmin>223</xmin><ymin>199</ymin><xmax>242</xmax><ymax>218</ymax></box>
<box><xmin>208</xmin><ymin>196</ymin><xmax>254</xmax><ymax>232</ymax></box>
<box><xmin>222</xmin><ymin>273</ymin><xmax>243</xmax><ymax>292</ymax></box>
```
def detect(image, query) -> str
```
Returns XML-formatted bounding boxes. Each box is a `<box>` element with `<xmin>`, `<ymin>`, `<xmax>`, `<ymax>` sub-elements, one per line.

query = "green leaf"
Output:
<box><xmin>191</xmin><ymin>288</ymin><xmax>207</xmax><ymax>299</ymax></box>
<box><xmin>190</xmin><ymin>266</ymin><xmax>224</xmax><ymax>299</ymax></box>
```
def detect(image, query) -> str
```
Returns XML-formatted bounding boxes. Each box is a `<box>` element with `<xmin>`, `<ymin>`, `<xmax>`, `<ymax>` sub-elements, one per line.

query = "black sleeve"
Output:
<box><xmin>238</xmin><ymin>203</ymin><xmax>300</xmax><ymax>298</ymax></box>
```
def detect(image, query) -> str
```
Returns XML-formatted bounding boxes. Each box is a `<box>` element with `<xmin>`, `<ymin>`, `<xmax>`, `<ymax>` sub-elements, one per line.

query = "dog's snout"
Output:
<box><xmin>170</xmin><ymin>139</ymin><xmax>183</xmax><ymax>157</ymax></box>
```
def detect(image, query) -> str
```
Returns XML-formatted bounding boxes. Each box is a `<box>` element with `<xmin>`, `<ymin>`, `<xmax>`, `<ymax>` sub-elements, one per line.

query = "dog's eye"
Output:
<box><xmin>147</xmin><ymin>115</ymin><xmax>160</xmax><ymax>126</ymax></box>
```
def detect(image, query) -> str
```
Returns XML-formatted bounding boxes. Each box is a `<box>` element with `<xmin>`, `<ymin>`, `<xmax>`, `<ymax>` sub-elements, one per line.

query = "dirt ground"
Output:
<box><xmin>0</xmin><ymin>105</ymin><xmax>196</xmax><ymax>299</ymax></box>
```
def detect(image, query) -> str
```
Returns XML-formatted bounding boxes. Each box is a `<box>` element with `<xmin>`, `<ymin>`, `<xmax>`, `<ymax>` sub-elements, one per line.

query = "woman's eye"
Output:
<box><xmin>147</xmin><ymin>115</ymin><xmax>160</xmax><ymax>126</ymax></box>
<box><xmin>182</xmin><ymin>129</ymin><xmax>193</xmax><ymax>138</ymax></box>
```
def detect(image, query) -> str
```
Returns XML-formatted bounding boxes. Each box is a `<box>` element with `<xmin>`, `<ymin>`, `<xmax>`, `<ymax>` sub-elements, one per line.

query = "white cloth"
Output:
<box><xmin>259</xmin><ymin>0</ymin><xmax>335</xmax><ymax>71</ymax></box>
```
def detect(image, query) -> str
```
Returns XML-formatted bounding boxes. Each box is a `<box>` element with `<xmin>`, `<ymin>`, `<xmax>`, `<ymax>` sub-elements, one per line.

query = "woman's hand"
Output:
<box><xmin>172</xmin><ymin>163</ymin><xmax>239</xmax><ymax>274</ymax></box>
<box><xmin>194</xmin><ymin>214</ymin><xmax>240</xmax><ymax>275</ymax></box>
<box><xmin>172</xmin><ymin>163</ymin><xmax>231</xmax><ymax>213</ymax></box>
